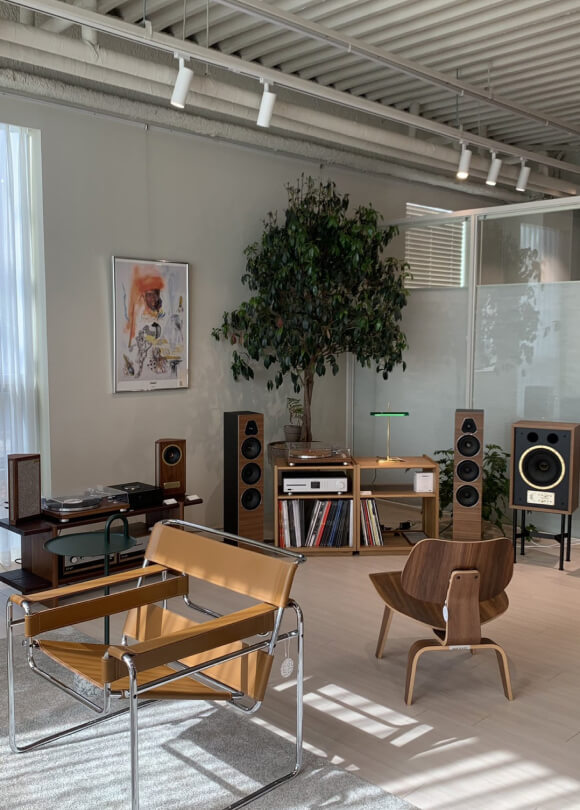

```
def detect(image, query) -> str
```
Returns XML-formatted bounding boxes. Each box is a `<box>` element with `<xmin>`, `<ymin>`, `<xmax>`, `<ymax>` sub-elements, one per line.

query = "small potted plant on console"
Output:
<box><xmin>284</xmin><ymin>397</ymin><xmax>303</xmax><ymax>443</ymax></box>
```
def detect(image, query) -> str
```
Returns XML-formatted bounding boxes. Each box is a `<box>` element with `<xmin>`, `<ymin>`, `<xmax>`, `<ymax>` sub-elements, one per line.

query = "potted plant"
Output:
<box><xmin>284</xmin><ymin>397</ymin><xmax>303</xmax><ymax>442</ymax></box>
<box><xmin>212</xmin><ymin>175</ymin><xmax>410</xmax><ymax>441</ymax></box>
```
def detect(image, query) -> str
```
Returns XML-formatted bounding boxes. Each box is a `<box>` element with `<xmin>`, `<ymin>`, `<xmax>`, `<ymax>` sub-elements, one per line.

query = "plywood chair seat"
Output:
<box><xmin>369</xmin><ymin>536</ymin><xmax>514</xmax><ymax>705</ymax></box>
<box><xmin>7</xmin><ymin>520</ymin><xmax>306</xmax><ymax>810</ymax></box>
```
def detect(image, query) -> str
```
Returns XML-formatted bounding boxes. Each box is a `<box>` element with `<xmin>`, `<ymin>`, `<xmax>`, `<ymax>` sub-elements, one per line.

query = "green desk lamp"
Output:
<box><xmin>370</xmin><ymin>408</ymin><xmax>409</xmax><ymax>462</ymax></box>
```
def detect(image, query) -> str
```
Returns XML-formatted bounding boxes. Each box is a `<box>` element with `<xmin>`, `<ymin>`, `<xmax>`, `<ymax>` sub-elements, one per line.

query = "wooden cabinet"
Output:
<box><xmin>0</xmin><ymin>497</ymin><xmax>201</xmax><ymax>593</ymax></box>
<box><xmin>273</xmin><ymin>456</ymin><xmax>439</xmax><ymax>555</ymax></box>
<box><xmin>355</xmin><ymin>456</ymin><xmax>439</xmax><ymax>554</ymax></box>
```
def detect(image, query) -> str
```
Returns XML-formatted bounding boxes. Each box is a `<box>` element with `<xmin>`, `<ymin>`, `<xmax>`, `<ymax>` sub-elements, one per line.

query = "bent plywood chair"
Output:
<box><xmin>369</xmin><ymin>536</ymin><xmax>514</xmax><ymax>705</ymax></box>
<box><xmin>7</xmin><ymin>520</ymin><xmax>305</xmax><ymax>810</ymax></box>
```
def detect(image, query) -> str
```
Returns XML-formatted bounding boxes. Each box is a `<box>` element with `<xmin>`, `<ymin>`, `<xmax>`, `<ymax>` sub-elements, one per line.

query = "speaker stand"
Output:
<box><xmin>512</xmin><ymin>508</ymin><xmax>572</xmax><ymax>571</ymax></box>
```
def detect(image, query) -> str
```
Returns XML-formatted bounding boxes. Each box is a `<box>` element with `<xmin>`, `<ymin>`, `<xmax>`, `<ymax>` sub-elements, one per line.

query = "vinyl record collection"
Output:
<box><xmin>278</xmin><ymin>499</ymin><xmax>353</xmax><ymax>548</ymax></box>
<box><xmin>359</xmin><ymin>499</ymin><xmax>384</xmax><ymax>546</ymax></box>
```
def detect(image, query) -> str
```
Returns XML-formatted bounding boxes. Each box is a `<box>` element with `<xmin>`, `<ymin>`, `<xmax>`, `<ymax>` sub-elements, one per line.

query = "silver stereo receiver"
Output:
<box><xmin>282</xmin><ymin>472</ymin><xmax>348</xmax><ymax>494</ymax></box>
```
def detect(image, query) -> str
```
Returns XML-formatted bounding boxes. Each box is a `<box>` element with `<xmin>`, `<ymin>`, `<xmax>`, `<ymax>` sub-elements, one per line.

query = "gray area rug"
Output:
<box><xmin>0</xmin><ymin>634</ymin><xmax>415</xmax><ymax>810</ymax></box>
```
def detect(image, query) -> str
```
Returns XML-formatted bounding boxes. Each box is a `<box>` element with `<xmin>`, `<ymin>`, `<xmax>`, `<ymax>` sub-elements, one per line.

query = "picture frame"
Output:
<box><xmin>112</xmin><ymin>257</ymin><xmax>189</xmax><ymax>392</ymax></box>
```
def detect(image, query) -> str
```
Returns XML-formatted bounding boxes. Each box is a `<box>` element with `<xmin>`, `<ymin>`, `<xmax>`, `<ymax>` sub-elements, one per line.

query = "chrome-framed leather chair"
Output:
<box><xmin>7</xmin><ymin>520</ymin><xmax>305</xmax><ymax>809</ymax></box>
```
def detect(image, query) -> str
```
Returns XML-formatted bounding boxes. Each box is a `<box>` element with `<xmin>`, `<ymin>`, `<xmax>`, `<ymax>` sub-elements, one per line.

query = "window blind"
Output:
<box><xmin>404</xmin><ymin>203</ymin><xmax>465</xmax><ymax>288</ymax></box>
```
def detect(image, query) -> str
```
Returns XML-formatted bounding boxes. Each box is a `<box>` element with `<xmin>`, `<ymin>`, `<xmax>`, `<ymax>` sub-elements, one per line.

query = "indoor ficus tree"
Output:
<box><xmin>212</xmin><ymin>176</ymin><xmax>410</xmax><ymax>441</ymax></box>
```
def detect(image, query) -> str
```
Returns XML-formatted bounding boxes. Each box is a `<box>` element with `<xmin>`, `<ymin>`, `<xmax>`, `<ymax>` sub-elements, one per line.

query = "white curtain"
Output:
<box><xmin>0</xmin><ymin>123</ymin><xmax>41</xmax><ymax>566</ymax></box>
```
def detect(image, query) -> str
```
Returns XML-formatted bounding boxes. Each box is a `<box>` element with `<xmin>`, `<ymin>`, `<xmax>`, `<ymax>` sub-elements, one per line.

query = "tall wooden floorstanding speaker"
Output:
<box><xmin>453</xmin><ymin>409</ymin><xmax>484</xmax><ymax>541</ymax></box>
<box><xmin>510</xmin><ymin>421</ymin><xmax>580</xmax><ymax>514</ymax></box>
<box><xmin>223</xmin><ymin>411</ymin><xmax>264</xmax><ymax>541</ymax></box>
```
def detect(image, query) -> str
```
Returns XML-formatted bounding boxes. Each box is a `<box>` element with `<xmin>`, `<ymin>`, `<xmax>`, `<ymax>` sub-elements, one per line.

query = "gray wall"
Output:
<box><xmin>1</xmin><ymin>94</ymin><xmax>493</xmax><ymax>533</ymax></box>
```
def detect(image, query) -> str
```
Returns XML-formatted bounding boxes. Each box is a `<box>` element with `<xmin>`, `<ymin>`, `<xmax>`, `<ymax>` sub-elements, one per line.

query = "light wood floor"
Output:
<box><xmin>2</xmin><ymin>535</ymin><xmax>580</xmax><ymax>809</ymax></box>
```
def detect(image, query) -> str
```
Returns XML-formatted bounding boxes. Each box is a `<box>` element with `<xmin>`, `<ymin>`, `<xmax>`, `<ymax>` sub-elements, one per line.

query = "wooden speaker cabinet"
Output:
<box><xmin>155</xmin><ymin>438</ymin><xmax>186</xmax><ymax>497</ymax></box>
<box><xmin>453</xmin><ymin>409</ymin><xmax>484</xmax><ymax>541</ymax></box>
<box><xmin>8</xmin><ymin>454</ymin><xmax>41</xmax><ymax>525</ymax></box>
<box><xmin>223</xmin><ymin>412</ymin><xmax>264</xmax><ymax>541</ymax></box>
<box><xmin>510</xmin><ymin>420</ymin><xmax>580</xmax><ymax>514</ymax></box>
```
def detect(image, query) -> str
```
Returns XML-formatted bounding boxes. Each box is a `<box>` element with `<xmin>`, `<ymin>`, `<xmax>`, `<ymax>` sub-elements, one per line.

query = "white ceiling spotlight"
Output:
<box><xmin>516</xmin><ymin>159</ymin><xmax>531</xmax><ymax>191</ymax></box>
<box><xmin>257</xmin><ymin>81</ymin><xmax>277</xmax><ymax>128</ymax></box>
<box><xmin>456</xmin><ymin>143</ymin><xmax>472</xmax><ymax>180</ymax></box>
<box><xmin>170</xmin><ymin>55</ymin><xmax>193</xmax><ymax>109</ymax></box>
<box><xmin>486</xmin><ymin>151</ymin><xmax>502</xmax><ymax>186</ymax></box>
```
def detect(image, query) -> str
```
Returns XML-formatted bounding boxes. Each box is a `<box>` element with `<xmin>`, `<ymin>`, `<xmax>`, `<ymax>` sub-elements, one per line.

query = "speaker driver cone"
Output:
<box><xmin>519</xmin><ymin>445</ymin><xmax>565</xmax><ymax>489</ymax></box>
<box><xmin>457</xmin><ymin>460</ymin><xmax>479</xmax><ymax>482</ymax></box>
<box><xmin>241</xmin><ymin>463</ymin><xmax>261</xmax><ymax>485</ymax></box>
<box><xmin>241</xmin><ymin>437</ymin><xmax>262</xmax><ymax>459</ymax></box>
<box><xmin>456</xmin><ymin>485</ymin><xmax>479</xmax><ymax>507</ymax></box>
<box><xmin>457</xmin><ymin>435</ymin><xmax>481</xmax><ymax>457</ymax></box>
<box><xmin>162</xmin><ymin>444</ymin><xmax>182</xmax><ymax>466</ymax></box>
<box><xmin>241</xmin><ymin>488</ymin><xmax>261</xmax><ymax>510</ymax></box>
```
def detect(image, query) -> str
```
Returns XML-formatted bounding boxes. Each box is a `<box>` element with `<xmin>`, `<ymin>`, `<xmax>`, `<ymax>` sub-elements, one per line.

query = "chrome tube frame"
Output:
<box><xmin>124</xmin><ymin>653</ymin><xmax>140</xmax><ymax>810</ymax></box>
<box><xmin>226</xmin><ymin>599</ymin><xmax>305</xmax><ymax>809</ymax></box>
<box><xmin>6</xmin><ymin>598</ymin><xmax>133</xmax><ymax>754</ymax></box>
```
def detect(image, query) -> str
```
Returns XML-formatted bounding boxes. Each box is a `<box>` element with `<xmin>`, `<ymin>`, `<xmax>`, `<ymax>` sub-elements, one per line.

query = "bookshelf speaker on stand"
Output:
<box><xmin>155</xmin><ymin>438</ymin><xmax>186</xmax><ymax>497</ymax></box>
<box><xmin>8</xmin><ymin>454</ymin><xmax>41</xmax><ymax>525</ymax></box>
<box><xmin>510</xmin><ymin>420</ymin><xmax>580</xmax><ymax>570</ymax></box>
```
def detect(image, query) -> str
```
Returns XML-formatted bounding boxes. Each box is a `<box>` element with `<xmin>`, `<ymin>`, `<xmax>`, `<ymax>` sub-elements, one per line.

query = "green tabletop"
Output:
<box><xmin>45</xmin><ymin>531</ymin><xmax>136</xmax><ymax>557</ymax></box>
<box><xmin>44</xmin><ymin>518</ymin><xmax>136</xmax><ymax>645</ymax></box>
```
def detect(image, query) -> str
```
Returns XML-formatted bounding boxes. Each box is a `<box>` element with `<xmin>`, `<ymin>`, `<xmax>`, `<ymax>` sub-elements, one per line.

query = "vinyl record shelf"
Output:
<box><xmin>274</xmin><ymin>462</ymin><xmax>356</xmax><ymax>554</ymax></box>
<box><xmin>274</xmin><ymin>455</ymin><xmax>439</xmax><ymax>555</ymax></box>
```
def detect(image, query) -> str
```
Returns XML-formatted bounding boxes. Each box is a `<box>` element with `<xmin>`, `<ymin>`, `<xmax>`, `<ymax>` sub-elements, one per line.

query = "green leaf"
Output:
<box><xmin>210</xmin><ymin>174</ymin><xmax>409</xmax><ymax>439</ymax></box>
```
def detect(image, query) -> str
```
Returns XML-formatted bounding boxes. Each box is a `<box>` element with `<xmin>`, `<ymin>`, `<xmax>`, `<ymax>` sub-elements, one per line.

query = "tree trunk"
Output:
<box><xmin>300</xmin><ymin>367</ymin><xmax>314</xmax><ymax>442</ymax></box>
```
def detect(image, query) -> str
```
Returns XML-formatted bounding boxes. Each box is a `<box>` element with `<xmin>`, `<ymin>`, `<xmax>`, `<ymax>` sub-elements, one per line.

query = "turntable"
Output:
<box><xmin>287</xmin><ymin>442</ymin><xmax>352</xmax><ymax>466</ymax></box>
<box><xmin>41</xmin><ymin>487</ymin><xmax>130</xmax><ymax>521</ymax></box>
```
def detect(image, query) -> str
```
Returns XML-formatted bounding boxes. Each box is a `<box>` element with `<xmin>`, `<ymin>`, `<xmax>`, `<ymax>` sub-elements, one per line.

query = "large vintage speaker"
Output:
<box><xmin>155</xmin><ymin>438</ymin><xmax>186</xmax><ymax>497</ymax></box>
<box><xmin>223</xmin><ymin>411</ymin><xmax>264</xmax><ymax>541</ymax></box>
<box><xmin>8</xmin><ymin>453</ymin><xmax>41</xmax><ymax>525</ymax></box>
<box><xmin>510</xmin><ymin>420</ymin><xmax>580</xmax><ymax>514</ymax></box>
<box><xmin>453</xmin><ymin>409</ymin><xmax>484</xmax><ymax>541</ymax></box>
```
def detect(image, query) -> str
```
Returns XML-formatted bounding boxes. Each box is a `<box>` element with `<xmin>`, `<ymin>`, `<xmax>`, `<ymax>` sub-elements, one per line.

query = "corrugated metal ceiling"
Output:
<box><xmin>141</xmin><ymin>0</ymin><xmax>580</xmax><ymax>154</ymax></box>
<box><xmin>3</xmin><ymin>0</ymin><xmax>580</xmax><ymax>196</ymax></box>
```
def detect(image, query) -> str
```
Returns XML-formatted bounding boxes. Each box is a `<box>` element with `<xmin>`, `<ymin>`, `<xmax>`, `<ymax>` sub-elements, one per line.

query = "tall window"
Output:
<box><xmin>404</xmin><ymin>202</ymin><xmax>466</xmax><ymax>288</ymax></box>
<box><xmin>0</xmin><ymin>123</ymin><xmax>45</xmax><ymax>565</ymax></box>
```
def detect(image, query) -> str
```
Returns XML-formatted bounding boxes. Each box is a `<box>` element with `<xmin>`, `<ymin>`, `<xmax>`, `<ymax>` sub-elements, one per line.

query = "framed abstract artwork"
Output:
<box><xmin>112</xmin><ymin>257</ymin><xmax>189</xmax><ymax>392</ymax></box>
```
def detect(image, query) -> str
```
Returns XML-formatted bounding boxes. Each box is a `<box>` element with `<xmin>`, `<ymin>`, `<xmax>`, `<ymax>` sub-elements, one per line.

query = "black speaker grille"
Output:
<box><xmin>241</xmin><ymin>488</ymin><xmax>261</xmax><ymax>510</ymax></box>
<box><xmin>241</xmin><ymin>437</ymin><xmax>262</xmax><ymax>459</ymax></box>
<box><xmin>457</xmin><ymin>435</ymin><xmax>481</xmax><ymax>457</ymax></box>
<box><xmin>241</xmin><ymin>462</ymin><xmax>261</xmax><ymax>485</ymax></box>
<box><xmin>519</xmin><ymin>446</ymin><xmax>565</xmax><ymax>489</ymax></box>
<box><xmin>456</xmin><ymin>485</ymin><xmax>480</xmax><ymax>507</ymax></box>
<box><xmin>457</xmin><ymin>460</ymin><xmax>480</xmax><ymax>482</ymax></box>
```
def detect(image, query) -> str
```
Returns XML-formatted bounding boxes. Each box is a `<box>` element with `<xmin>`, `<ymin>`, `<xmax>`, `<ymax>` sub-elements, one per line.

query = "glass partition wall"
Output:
<box><xmin>351</xmin><ymin>196</ymin><xmax>580</xmax><ymax>531</ymax></box>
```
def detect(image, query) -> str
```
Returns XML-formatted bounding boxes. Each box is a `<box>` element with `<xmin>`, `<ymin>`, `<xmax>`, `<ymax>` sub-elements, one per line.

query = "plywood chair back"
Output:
<box><xmin>401</xmin><ymin>536</ymin><xmax>513</xmax><ymax>604</ymax></box>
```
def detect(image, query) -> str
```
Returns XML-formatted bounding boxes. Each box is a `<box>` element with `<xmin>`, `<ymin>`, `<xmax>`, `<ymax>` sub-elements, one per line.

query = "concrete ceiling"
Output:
<box><xmin>2</xmin><ymin>0</ymin><xmax>580</xmax><ymax>201</ymax></box>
